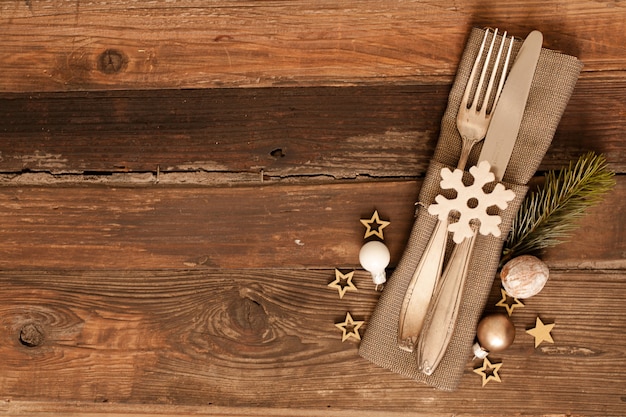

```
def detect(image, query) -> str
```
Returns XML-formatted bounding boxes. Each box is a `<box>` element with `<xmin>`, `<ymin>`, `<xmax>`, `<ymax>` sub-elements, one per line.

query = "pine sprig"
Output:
<box><xmin>501</xmin><ymin>152</ymin><xmax>615</xmax><ymax>265</ymax></box>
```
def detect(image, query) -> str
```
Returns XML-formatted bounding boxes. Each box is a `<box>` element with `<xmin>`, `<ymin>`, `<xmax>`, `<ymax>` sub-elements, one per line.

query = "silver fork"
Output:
<box><xmin>456</xmin><ymin>28</ymin><xmax>513</xmax><ymax>169</ymax></box>
<box><xmin>397</xmin><ymin>28</ymin><xmax>513</xmax><ymax>352</ymax></box>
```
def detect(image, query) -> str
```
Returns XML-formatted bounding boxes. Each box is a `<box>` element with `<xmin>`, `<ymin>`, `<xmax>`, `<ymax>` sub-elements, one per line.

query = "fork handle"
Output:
<box><xmin>416</xmin><ymin>228</ymin><xmax>478</xmax><ymax>375</ymax></box>
<box><xmin>397</xmin><ymin>217</ymin><xmax>449</xmax><ymax>352</ymax></box>
<box><xmin>457</xmin><ymin>137</ymin><xmax>476</xmax><ymax>171</ymax></box>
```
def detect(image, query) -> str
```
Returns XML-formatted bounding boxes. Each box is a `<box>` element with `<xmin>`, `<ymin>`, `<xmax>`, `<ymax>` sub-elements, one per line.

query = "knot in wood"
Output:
<box><xmin>97</xmin><ymin>49</ymin><xmax>128</xmax><ymax>74</ymax></box>
<box><xmin>235</xmin><ymin>297</ymin><xmax>268</xmax><ymax>331</ymax></box>
<box><xmin>19</xmin><ymin>322</ymin><xmax>45</xmax><ymax>347</ymax></box>
<box><xmin>228</xmin><ymin>294</ymin><xmax>270</xmax><ymax>342</ymax></box>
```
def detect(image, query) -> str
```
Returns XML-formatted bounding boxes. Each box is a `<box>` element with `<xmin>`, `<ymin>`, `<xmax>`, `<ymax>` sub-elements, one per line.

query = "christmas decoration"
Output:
<box><xmin>359</xmin><ymin>240</ymin><xmax>390</xmax><ymax>291</ymax></box>
<box><xmin>335</xmin><ymin>312</ymin><xmax>364</xmax><ymax>342</ymax></box>
<box><xmin>473</xmin><ymin>357</ymin><xmax>503</xmax><ymax>387</ymax></box>
<box><xmin>428</xmin><ymin>161</ymin><xmax>516</xmax><ymax>244</ymax></box>
<box><xmin>501</xmin><ymin>255</ymin><xmax>549</xmax><ymax>298</ymax></box>
<box><xmin>327</xmin><ymin>269</ymin><xmax>358</xmax><ymax>299</ymax></box>
<box><xmin>360</xmin><ymin>210</ymin><xmax>390</xmax><ymax>240</ymax></box>
<box><xmin>526</xmin><ymin>317</ymin><xmax>555</xmax><ymax>347</ymax></box>
<box><xmin>502</xmin><ymin>152</ymin><xmax>614</xmax><ymax>265</ymax></box>
<box><xmin>476</xmin><ymin>313</ymin><xmax>516</xmax><ymax>353</ymax></box>
<box><xmin>495</xmin><ymin>288</ymin><xmax>525</xmax><ymax>316</ymax></box>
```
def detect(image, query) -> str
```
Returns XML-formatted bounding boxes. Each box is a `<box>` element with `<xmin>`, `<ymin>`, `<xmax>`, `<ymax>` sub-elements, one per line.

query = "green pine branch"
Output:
<box><xmin>501</xmin><ymin>152</ymin><xmax>615</xmax><ymax>266</ymax></box>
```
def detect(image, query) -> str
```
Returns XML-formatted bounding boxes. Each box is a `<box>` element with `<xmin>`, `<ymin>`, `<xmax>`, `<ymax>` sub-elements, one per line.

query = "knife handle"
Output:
<box><xmin>397</xmin><ymin>218</ymin><xmax>449</xmax><ymax>352</ymax></box>
<box><xmin>416</xmin><ymin>228</ymin><xmax>478</xmax><ymax>375</ymax></box>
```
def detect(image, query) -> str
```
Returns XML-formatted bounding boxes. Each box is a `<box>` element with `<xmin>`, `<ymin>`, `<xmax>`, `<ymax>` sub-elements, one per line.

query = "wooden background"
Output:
<box><xmin>0</xmin><ymin>1</ymin><xmax>625</xmax><ymax>416</ymax></box>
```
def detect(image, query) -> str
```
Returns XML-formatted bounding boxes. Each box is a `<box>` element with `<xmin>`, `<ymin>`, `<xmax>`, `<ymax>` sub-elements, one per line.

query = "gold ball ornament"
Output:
<box><xmin>500</xmin><ymin>255</ymin><xmax>549</xmax><ymax>299</ymax></box>
<box><xmin>476</xmin><ymin>313</ymin><xmax>516</xmax><ymax>353</ymax></box>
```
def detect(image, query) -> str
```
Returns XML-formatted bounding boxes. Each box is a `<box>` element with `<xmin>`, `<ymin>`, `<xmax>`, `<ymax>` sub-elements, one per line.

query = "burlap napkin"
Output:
<box><xmin>359</xmin><ymin>27</ymin><xmax>583</xmax><ymax>391</ymax></box>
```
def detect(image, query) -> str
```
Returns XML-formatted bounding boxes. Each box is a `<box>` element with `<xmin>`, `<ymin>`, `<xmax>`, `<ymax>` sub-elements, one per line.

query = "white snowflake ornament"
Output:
<box><xmin>428</xmin><ymin>161</ymin><xmax>516</xmax><ymax>244</ymax></box>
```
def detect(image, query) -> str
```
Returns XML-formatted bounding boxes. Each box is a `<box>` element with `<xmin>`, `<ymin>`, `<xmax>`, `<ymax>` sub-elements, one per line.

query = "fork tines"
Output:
<box><xmin>465</xmin><ymin>28</ymin><xmax>515</xmax><ymax>116</ymax></box>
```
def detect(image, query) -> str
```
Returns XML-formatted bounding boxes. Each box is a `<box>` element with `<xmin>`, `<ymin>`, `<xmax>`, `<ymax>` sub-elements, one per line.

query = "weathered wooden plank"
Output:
<box><xmin>0</xmin><ymin>0</ymin><xmax>623</xmax><ymax>92</ymax></box>
<box><xmin>0</xmin><ymin>402</ymin><xmax>447</xmax><ymax>417</ymax></box>
<box><xmin>0</xmin><ymin>177</ymin><xmax>623</xmax><ymax>271</ymax></box>
<box><xmin>0</xmin><ymin>181</ymin><xmax>418</xmax><ymax>270</ymax></box>
<box><xmin>0</xmin><ymin>86</ymin><xmax>441</xmax><ymax>179</ymax></box>
<box><xmin>1</xmin><ymin>78</ymin><xmax>625</xmax><ymax>178</ymax></box>
<box><xmin>0</xmin><ymin>269</ymin><xmax>624</xmax><ymax>415</ymax></box>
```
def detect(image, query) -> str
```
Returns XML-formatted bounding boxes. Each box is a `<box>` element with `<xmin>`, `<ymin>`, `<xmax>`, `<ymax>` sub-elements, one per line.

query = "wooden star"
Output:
<box><xmin>327</xmin><ymin>269</ymin><xmax>358</xmax><ymax>299</ymax></box>
<box><xmin>335</xmin><ymin>312</ymin><xmax>364</xmax><ymax>342</ymax></box>
<box><xmin>526</xmin><ymin>317</ymin><xmax>555</xmax><ymax>348</ymax></box>
<box><xmin>473</xmin><ymin>357</ymin><xmax>503</xmax><ymax>387</ymax></box>
<box><xmin>495</xmin><ymin>288</ymin><xmax>525</xmax><ymax>316</ymax></box>
<box><xmin>360</xmin><ymin>210</ymin><xmax>390</xmax><ymax>240</ymax></box>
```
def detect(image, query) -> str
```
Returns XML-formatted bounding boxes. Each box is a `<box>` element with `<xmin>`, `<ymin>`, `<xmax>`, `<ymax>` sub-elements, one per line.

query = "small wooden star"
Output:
<box><xmin>473</xmin><ymin>356</ymin><xmax>503</xmax><ymax>387</ymax></box>
<box><xmin>327</xmin><ymin>269</ymin><xmax>358</xmax><ymax>299</ymax></box>
<box><xmin>335</xmin><ymin>312</ymin><xmax>364</xmax><ymax>342</ymax></box>
<box><xmin>526</xmin><ymin>317</ymin><xmax>555</xmax><ymax>348</ymax></box>
<box><xmin>495</xmin><ymin>288</ymin><xmax>525</xmax><ymax>316</ymax></box>
<box><xmin>360</xmin><ymin>210</ymin><xmax>390</xmax><ymax>240</ymax></box>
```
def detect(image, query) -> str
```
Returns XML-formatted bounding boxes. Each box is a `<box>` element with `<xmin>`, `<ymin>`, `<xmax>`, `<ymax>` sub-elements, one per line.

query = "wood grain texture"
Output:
<box><xmin>1</xmin><ymin>78</ymin><xmax>625</xmax><ymax>179</ymax></box>
<box><xmin>0</xmin><ymin>402</ymin><xmax>455</xmax><ymax>417</ymax></box>
<box><xmin>0</xmin><ymin>1</ymin><xmax>624</xmax><ymax>415</ymax></box>
<box><xmin>0</xmin><ymin>180</ymin><xmax>418</xmax><ymax>270</ymax></box>
<box><xmin>0</xmin><ymin>269</ymin><xmax>624</xmax><ymax>415</ymax></box>
<box><xmin>0</xmin><ymin>0</ymin><xmax>624</xmax><ymax>92</ymax></box>
<box><xmin>0</xmin><ymin>177</ymin><xmax>623</xmax><ymax>271</ymax></box>
<box><xmin>0</xmin><ymin>86</ymin><xmax>441</xmax><ymax>179</ymax></box>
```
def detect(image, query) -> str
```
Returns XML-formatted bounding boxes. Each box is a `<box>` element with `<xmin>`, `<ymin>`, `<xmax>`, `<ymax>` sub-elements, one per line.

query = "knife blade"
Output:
<box><xmin>416</xmin><ymin>30</ymin><xmax>543</xmax><ymax>376</ymax></box>
<box><xmin>478</xmin><ymin>30</ymin><xmax>543</xmax><ymax>181</ymax></box>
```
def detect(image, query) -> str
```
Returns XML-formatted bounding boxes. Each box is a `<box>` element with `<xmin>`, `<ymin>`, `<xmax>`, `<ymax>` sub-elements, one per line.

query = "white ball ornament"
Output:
<box><xmin>359</xmin><ymin>240</ymin><xmax>390</xmax><ymax>288</ymax></box>
<box><xmin>501</xmin><ymin>255</ymin><xmax>550</xmax><ymax>299</ymax></box>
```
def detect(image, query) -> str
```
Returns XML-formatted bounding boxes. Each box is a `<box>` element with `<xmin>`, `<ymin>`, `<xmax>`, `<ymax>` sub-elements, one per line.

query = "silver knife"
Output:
<box><xmin>478</xmin><ymin>30</ymin><xmax>543</xmax><ymax>182</ymax></box>
<box><xmin>416</xmin><ymin>30</ymin><xmax>543</xmax><ymax>376</ymax></box>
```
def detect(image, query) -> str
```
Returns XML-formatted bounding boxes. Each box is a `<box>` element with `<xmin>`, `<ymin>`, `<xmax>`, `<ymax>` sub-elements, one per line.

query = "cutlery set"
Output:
<box><xmin>359</xmin><ymin>26</ymin><xmax>582</xmax><ymax>390</ymax></box>
<box><xmin>397</xmin><ymin>28</ymin><xmax>544</xmax><ymax>375</ymax></box>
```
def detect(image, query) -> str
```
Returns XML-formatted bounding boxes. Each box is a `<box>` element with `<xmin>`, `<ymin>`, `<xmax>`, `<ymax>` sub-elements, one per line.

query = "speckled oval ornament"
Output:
<box><xmin>501</xmin><ymin>255</ymin><xmax>549</xmax><ymax>299</ymax></box>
